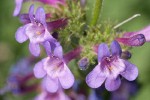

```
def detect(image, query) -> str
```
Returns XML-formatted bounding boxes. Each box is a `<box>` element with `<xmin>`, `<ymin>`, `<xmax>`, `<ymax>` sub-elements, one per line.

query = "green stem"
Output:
<box><xmin>90</xmin><ymin>0</ymin><xmax>103</xmax><ymax>26</ymax></box>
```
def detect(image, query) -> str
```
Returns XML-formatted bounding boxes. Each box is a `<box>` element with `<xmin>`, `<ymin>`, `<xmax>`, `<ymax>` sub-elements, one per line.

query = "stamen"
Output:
<box><xmin>113</xmin><ymin>14</ymin><xmax>141</xmax><ymax>29</ymax></box>
<box><xmin>108</xmin><ymin>66</ymin><xmax>113</xmax><ymax>71</ymax></box>
<box><xmin>36</xmin><ymin>31</ymin><xmax>41</xmax><ymax>35</ymax></box>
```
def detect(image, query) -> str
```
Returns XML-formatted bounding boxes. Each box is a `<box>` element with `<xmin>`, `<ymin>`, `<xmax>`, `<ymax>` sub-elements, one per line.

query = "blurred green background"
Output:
<box><xmin>0</xmin><ymin>0</ymin><xmax>150</xmax><ymax>100</ymax></box>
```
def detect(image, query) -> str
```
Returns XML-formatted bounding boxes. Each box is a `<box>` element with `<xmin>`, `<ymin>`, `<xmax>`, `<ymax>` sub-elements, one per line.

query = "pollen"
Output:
<box><xmin>36</xmin><ymin>31</ymin><xmax>41</xmax><ymax>35</ymax></box>
<box><xmin>108</xmin><ymin>66</ymin><xmax>113</xmax><ymax>71</ymax></box>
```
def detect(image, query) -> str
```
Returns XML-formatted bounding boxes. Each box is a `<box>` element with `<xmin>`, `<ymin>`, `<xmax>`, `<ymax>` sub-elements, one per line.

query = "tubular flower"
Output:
<box><xmin>33</xmin><ymin>45</ymin><xmax>74</xmax><ymax>93</ymax></box>
<box><xmin>13</xmin><ymin>0</ymin><xmax>25</xmax><ymax>16</ymax></box>
<box><xmin>86</xmin><ymin>40</ymin><xmax>138</xmax><ymax>91</ymax></box>
<box><xmin>116</xmin><ymin>34</ymin><xmax>146</xmax><ymax>46</ymax></box>
<box><xmin>123</xmin><ymin>25</ymin><xmax>150</xmax><ymax>42</ymax></box>
<box><xmin>34</xmin><ymin>81</ymin><xmax>70</xmax><ymax>100</ymax></box>
<box><xmin>39</xmin><ymin>0</ymin><xmax>66</xmax><ymax>7</ymax></box>
<box><xmin>34</xmin><ymin>89</ymin><xmax>70</xmax><ymax>100</ymax></box>
<box><xmin>19</xmin><ymin>14</ymin><xmax>68</xmax><ymax>30</ymax></box>
<box><xmin>110</xmin><ymin>80</ymin><xmax>138</xmax><ymax>100</ymax></box>
<box><xmin>15</xmin><ymin>5</ymin><xmax>56</xmax><ymax>56</ymax></box>
<box><xmin>116</xmin><ymin>25</ymin><xmax>150</xmax><ymax>46</ymax></box>
<box><xmin>13</xmin><ymin>0</ymin><xmax>66</xmax><ymax>16</ymax></box>
<box><xmin>0</xmin><ymin>58</ymin><xmax>36</xmax><ymax>94</ymax></box>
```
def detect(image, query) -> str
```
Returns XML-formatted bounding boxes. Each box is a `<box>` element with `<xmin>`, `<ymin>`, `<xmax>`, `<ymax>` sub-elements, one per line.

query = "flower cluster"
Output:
<box><xmin>12</xmin><ymin>0</ymin><xmax>150</xmax><ymax>99</ymax></box>
<box><xmin>0</xmin><ymin>57</ymin><xmax>37</xmax><ymax>94</ymax></box>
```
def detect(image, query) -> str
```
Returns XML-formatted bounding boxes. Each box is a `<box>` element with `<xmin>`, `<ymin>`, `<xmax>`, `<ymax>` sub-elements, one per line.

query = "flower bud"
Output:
<box><xmin>78</xmin><ymin>57</ymin><xmax>89</xmax><ymax>70</ymax></box>
<box><xmin>121</xmin><ymin>51</ymin><xmax>132</xmax><ymax>59</ymax></box>
<box><xmin>116</xmin><ymin>34</ymin><xmax>146</xmax><ymax>46</ymax></box>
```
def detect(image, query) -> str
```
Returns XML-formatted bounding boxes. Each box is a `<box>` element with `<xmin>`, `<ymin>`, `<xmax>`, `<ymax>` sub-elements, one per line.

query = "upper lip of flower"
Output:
<box><xmin>102</xmin><ymin>55</ymin><xmax>116</xmax><ymax>64</ymax></box>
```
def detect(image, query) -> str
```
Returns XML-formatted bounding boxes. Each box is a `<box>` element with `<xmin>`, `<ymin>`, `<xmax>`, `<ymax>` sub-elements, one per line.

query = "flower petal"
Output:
<box><xmin>29</xmin><ymin>4</ymin><xmax>34</xmax><ymax>22</ymax></box>
<box><xmin>25</xmin><ymin>24</ymin><xmax>48</xmax><ymax>43</ymax></box>
<box><xmin>29</xmin><ymin>43</ymin><xmax>40</xmax><ymax>56</ymax></box>
<box><xmin>46</xmin><ymin>18</ymin><xmax>68</xmax><ymax>31</ymax></box>
<box><xmin>110</xmin><ymin>58</ymin><xmax>126</xmax><ymax>79</ymax></box>
<box><xmin>15</xmin><ymin>26</ymin><xmax>28</xmax><ymax>43</ymax></box>
<box><xmin>41</xmin><ymin>41</ymin><xmax>51</xmax><ymax>55</ymax></box>
<box><xmin>39</xmin><ymin>0</ymin><xmax>66</xmax><ymax>7</ymax></box>
<box><xmin>45</xmin><ymin>76</ymin><xmax>58</xmax><ymax>93</ymax></box>
<box><xmin>35</xmin><ymin>7</ymin><xmax>46</xmax><ymax>26</ymax></box>
<box><xmin>98</xmin><ymin>43</ymin><xmax>110</xmax><ymax>61</ymax></box>
<box><xmin>44</xmin><ymin>29</ymin><xmax>56</xmax><ymax>43</ymax></box>
<box><xmin>34</xmin><ymin>60</ymin><xmax>46</xmax><ymax>78</ymax></box>
<box><xmin>121</xmin><ymin>60</ymin><xmax>138</xmax><ymax>81</ymax></box>
<box><xmin>13</xmin><ymin>0</ymin><xmax>23</xmax><ymax>16</ymax></box>
<box><xmin>123</xmin><ymin>32</ymin><xmax>135</xmax><ymax>38</ymax></box>
<box><xmin>124</xmin><ymin>26</ymin><xmax>150</xmax><ymax>41</ymax></box>
<box><xmin>86</xmin><ymin>64</ymin><xmax>106</xmax><ymax>88</ymax></box>
<box><xmin>110</xmin><ymin>40</ymin><xmax>122</xmax><ymax>56</ymax></box>
<box><xmin>19</xmin><ymin>14</ymin><xmax>31</xmax><ymax>24</ymax></box>
<box><xmin>116</xmin><ymin>34</ymin><xmax>146</xmax><ymax>46</ymax></box>
<box><xmin>54</xmin><ymin>45</ymin><xmax>63</xmax><ymax>58</ymax></box>
<box><xmin>59</xmin><ymin>65</ymin><xmax>74</xmax><ymax>89</ymax></box>
<box><xmin>105</xmin><ymin>77</ymin><xmax>121</xmax><ymax>91</ymax></box>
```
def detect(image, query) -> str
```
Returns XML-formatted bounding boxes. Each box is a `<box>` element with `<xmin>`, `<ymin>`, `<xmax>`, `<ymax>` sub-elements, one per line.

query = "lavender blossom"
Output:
<box><xmin>116</xmin><ymin>34</ymin><xmax>146</xmax><ymax>46</ymax></box>
<box><xmin>35</xmin><ymin>89</ymin><xmax>70</xmax><ymax>100</ymax></box>
<box><xmin>33</xmin><ymin>45</ymin><xmax>74</xmax><ymax>93</ymax></box>
<box><xmin>0</xmin><ymin>58</ymin><xmax>37</xmax><ymax>94</ymax></box>
<box><xmin>34</xmin><ymin>80</ymin><xmax>70</xmax><ymax>100</ymax></box>
<box><xmin>78</xmin><ymin>57</ymin><xmax>89</xmax><ymax>70</ymax></box>
<box><xmin>121</xmin><ymin>51</ymin><xmax>132</xmax><ymax>60</ymax></box>
<box><xmin>19</xmin><ymin>14</ymin><xmax>68</xmax><ymax>30</ymax></box>
<box><xmin>34</xmin><ymin>83</ymin><xmax>70</xmax><ymax>100</ymax></box>
<box><xmin>39</xmin><ymin>0</ymin><xmax>66</xmax><ymax>7</ymax></box>
<box><xmin>116</xmin><ymin>25</ymin><xmax>150</xmax><ymax>46</ymax></box>
<box><xmin>13</xmin><ymin>0</ymin><xmax>25</xmax><ymax>16</ymax></box>
<box><xmin>110</xmin><ymin>80</ymin><xmax>138</xmax><ymax>100</ymax></box>
<box><xmin>13</xmin><ymin>0</ymin><xmax>66</xmax><ymax>16</ymax></box>
<box><xmin>123</xmin><ymin>25</ymin><xmax>150</xmax><ymax>42</ymax></box>
<box><xmin>15</xmin><ymin>5</ymin><xmax>56</xmax><ymax>56</ymax></box>
<box><xmin>86</xmin><ymin>40</ymin><xmax>138</xmax><ymax>91</ymax></box>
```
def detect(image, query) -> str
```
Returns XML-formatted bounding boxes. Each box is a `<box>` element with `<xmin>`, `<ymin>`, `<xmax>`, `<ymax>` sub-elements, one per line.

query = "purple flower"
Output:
<box><xmin>15</xmin><ymin>5</ymin><xmax>56</xmax><ymax>56</ymax></box>
<box><xmin>78</xmin><ymin>57</ymin><xmax>89</xmax><ymax>70</ymax></box>
<box><xmin>86</xmin><ymin>40</ymin><xmax>138</xmax><ymax>91</ymax></box>
<box><xmin>116</xmin><ymin>25</ymin><xmax>150</xmax><ymax>46</ymax></box>
<box><xmin>39</xmin><ymin>0</ymin><xmax>66</xmax><ymax>7</ymax></box>
<box><xmin>121</xmin><ymin>51</ymin><xmax>132</xmax><ymax>60</ymax></box>
<box><xmin>13</xmin><ymin>0</ymin><xmax>25</xmax><ymax>16</ymax></box>
<box><xmin>19</xmin><ymin>14</ymin><xmax>68</xmax><ymax>30</ymax></box>
<box><xmin>13</xmin><ymin>0</ymin><xmax>66</xmax><ymax>16</ymax></box>
<box><xmin>116</xmin><ymin>34</ymin><xmax>146</xmax><ymax>46</ymax></box>
<box><xmin>123</xmin><ymin>25</ymin><xmax>150</xmax><ymax>42</ymax></box>
<box><xmin>34</xmin><ymin>80</ymin><xmax>70</xmax><ymax>100</ymax></box>
<box><xmin>34</xmin><ymin>86</ymin><xmax>70</xmax><ymax>100</ymax></box>
<box><xmin>110</xmin><ymin>80</ymin><xmax>138</xmax><ymax>100</ymax></box>
<box><xmin>33</xmin><ymin>45</ymin><xmax>74</xmax><ymax>93</ymax></box>
<box><xmin>0</xmin><ymin>58</ymin><xmax>37</xmax><ymax>94</ymax></box>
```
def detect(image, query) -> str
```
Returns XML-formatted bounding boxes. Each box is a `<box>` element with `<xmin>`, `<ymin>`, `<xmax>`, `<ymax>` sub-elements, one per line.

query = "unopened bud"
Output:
<box><xmin>78</xmin><ymin>58</ymin><xmax>89</xmax><ymax>70</ymax></box>
<box><xmin>116</xmin><ymin>34</ymin><xmax>146</xmax><ymax>46</ymax></box>
<box><xmin>121</xmin><ymin>51</ymin><xmax>132</xmax><ymax>59</ymax></box>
